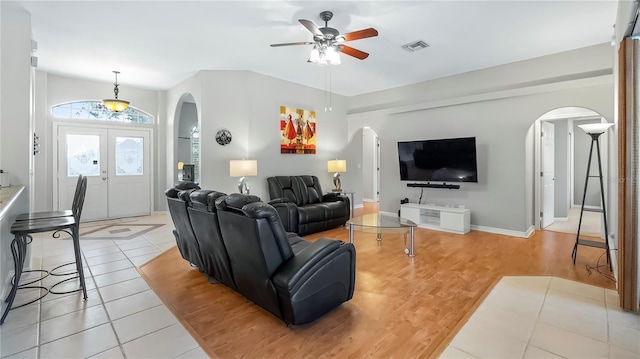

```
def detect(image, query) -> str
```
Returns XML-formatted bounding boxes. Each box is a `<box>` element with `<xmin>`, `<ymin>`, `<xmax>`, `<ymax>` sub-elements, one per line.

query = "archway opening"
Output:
<box><xmin>532</xmin><ymin>106</ymin><xmax>611</xmax><ymax>238</ymax></box>
<box><xmin>175</xmin><ymin>93</ymin><xmax>199</xmax><ymax>183</ymax></box>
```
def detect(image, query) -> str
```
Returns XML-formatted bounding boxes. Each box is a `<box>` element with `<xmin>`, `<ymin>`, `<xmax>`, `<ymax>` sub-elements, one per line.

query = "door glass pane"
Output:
<box><xmin>67</xmin><ymin>134</ymin><xmax>100</xmax><ymax>176</ymax></box>
<box><xmin>115</xmin><ymin>136</ymin><xmax>144</xmax><ymax>176</ymax></box>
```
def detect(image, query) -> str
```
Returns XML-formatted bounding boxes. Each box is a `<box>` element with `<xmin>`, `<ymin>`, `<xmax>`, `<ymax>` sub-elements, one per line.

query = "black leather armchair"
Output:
<box><xmin>267</xmin><ymin>175</ymin><xmax>350</xmax><ymax>236</ymax></box>
<box><xmin>215</xmin><ymin>193</ymin><xmax>356</xmax><ymax>325</ymax></box>
<box><xmin>187</xmin><ymin>190</ymin><xmax>236</xmax><ymax>289</ymax></box>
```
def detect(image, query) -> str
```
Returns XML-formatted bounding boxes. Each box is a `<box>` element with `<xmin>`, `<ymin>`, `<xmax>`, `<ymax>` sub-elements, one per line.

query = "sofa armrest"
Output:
<box><xmin>322</xmin><ymin>193</ymin><xmax>344</xmax><ymax>202</ymax></box>
<box><xmin>269</xmin><ymin>200</ymin><xmax>299</xmax><ymax>234</ymax></box>
<box><xmin>268</xmin><ymin>197</ymin><xmax>290</xmax><ymax>205</ymax></box>
<box><xmin>272</xmin><ymin>238</ymin><xmax>344</xmax><ymax>291</ymax></box>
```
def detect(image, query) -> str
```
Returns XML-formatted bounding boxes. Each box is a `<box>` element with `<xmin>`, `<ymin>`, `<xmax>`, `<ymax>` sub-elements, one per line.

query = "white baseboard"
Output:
<box><xmin>572</xmin><ymin>204</ymin><xmax>600</xmax><ymax>210</ymax></box>
<box><xmin>362</xmin><ymin>198</ymin><xmax>377</xmax><ymax>203</ymax></box>
<box><xmin>153</xmin><ymin>210</ymin><xmax>169</xmax><ymax>215</ymax></box>
<box><xmin>554</xmin><ymin>217</ymin><xmax>569</xmax><ymax>222</ymax></box>
<box><xmin>353</xmin><ymin>204</ymin><xmax>363</xmax><ymax>209</ymax></box>
<box><xmin>470</xmin><ymin>224</ymin><xmax>535</xmax><ymax>238</ymax></box>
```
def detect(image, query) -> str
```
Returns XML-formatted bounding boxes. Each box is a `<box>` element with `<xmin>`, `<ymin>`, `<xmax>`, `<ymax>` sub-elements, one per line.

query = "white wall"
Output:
<box><xmin>164</xmin><ymin>70</ymin><xmax>351</xmax><ymax>202</ymax></box>
<box><xmin>33</xmin><ymin>73</ymin><xmax>162</xmax><ymax>211</ymax></box>
<box><xmin>1</xmin><ymin>6</ymin><xmax>32</xmax><ymax>189</ymax></box>
<box><xmin>0</xmin><ymin>4</ymin><xmax>32</xmax><ymax>300</ymax></box>
<box><xmin>362</xmin><ymin>127</ymin><xmax>376</xmax><ymax>201</ymax></box>
<box><xmin>347</xmin><ymin>43</ymin><xmax>614</xmax><ymax>235</ymax></box>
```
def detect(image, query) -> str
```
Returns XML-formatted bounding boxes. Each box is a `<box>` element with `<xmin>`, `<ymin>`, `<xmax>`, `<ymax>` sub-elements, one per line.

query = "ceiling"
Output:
<box><xmin>5</xmin><ymin>1</ymin><xmax>619</xmax><ymax>96</ymax></box>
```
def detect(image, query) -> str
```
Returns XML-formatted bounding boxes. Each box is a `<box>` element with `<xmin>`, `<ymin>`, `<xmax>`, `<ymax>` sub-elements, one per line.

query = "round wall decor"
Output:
<box><xmin>215</xmin><ymin>129</ymin><xmax>232</xmax><ymax>146</ymax></box>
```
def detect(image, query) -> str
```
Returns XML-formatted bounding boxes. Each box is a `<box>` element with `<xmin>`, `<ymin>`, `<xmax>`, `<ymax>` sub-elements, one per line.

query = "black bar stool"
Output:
<box><xmin>1</xmin><ymin>175</ymin><xmax>88</xmax><ymax>324</ymax></box>
<box><xmin>16</xmin><ymin>174</ymin><xmax>83</xmax><ymax>221</ymax></box>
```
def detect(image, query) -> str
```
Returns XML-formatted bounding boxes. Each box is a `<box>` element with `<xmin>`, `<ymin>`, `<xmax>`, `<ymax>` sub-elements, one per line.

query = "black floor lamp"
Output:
<box><xmin>572</xmin><ymin>122</ymin><xmax>613</xmax><ymax>270</ymax></box>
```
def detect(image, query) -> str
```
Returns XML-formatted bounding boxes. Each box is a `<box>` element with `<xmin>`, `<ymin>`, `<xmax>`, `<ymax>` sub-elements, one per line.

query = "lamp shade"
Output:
<box><xmin>230</xmin><ymin>160</ymin><xmax>257</xmax><ymax>177</ymax></box>
<box><xmin>103</xmin><ymin>99</ymin><xmax>130</xmax><ymax>112</ymax></box>
<box><xmin>177</xmin><ymin>162</ymin><xmax>184</xmax><ymax>170</ymax></box>
<box><xmin>327</xmin><ymin>159</ymin><xmax>346</xmax><ymax>173</ymax></box>
<box><xmin>578</xmin><ymin>123</ymin><xmax>614</xmax><ymax>134</ymax></box>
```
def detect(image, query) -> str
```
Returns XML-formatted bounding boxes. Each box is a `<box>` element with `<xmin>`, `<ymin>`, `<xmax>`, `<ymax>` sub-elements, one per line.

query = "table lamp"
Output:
<box><xmin>230</xmin><ymin>159</ymin><xmax>258</xmax><ymax>194</ymax></box>
<box><xmin>327</xmin><ymin>159</ymin><xmax>346</xmax><ymax>192</ymax></box>
<box><xmin>177</xmin><ymin>162</ymin><xmax>184</xmax><ymax>181</ymax></box>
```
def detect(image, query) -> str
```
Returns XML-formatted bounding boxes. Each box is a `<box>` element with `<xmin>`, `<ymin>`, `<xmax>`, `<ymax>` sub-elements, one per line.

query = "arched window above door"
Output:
<box><xmin>52</xmin><ymin>101</ymin><xmax>153</xmax><ymax>124</ymax></box>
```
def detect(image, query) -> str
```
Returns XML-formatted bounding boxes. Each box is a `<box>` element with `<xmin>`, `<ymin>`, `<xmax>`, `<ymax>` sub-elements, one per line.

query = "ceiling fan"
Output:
<box><xmin>270</xmin><ymin>11</ymin><xmax>378</xmax><ymax>64</ymax></box>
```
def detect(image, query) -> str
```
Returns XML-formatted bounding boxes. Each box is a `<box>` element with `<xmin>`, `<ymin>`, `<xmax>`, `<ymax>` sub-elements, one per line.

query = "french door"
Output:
<box><xmin>56</xmin><ymin>125</ymin><xmax>151</xmax><ymax>221</ymax></box>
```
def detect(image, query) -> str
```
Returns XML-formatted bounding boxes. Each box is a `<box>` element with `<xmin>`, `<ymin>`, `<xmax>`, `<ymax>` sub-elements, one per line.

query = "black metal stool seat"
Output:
<box><xmin>1</xmin><ymin>176</ymin><xmax>88</xmax><ymax>325</ymax></box>
<box><xmin>16</xmin><ymin>209</ymin><xmax>74</xmax><ymax>221</ymax></box>
<box><xmin>15</xmin><ymin>175</ymin><xmax>83</xmax><ymax>222</ymax></box>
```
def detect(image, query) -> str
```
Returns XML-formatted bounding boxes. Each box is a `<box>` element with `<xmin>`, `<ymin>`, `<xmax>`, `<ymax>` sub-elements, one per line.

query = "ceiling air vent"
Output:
<box><xmin>402</xmin><ymin>40</ymin><xmax>429</xmax><ymax>52</ymax></box>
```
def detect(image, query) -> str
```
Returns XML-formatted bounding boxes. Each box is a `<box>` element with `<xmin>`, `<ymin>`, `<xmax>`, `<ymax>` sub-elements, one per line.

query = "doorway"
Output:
<box><xmin>362</xmin><ymin>127</ymin><xmax>380</xmax><ymax>203</ymax></box>
<box><xmin>176</xmin><ymin>94</ymin><xmax>199</xmax><ymax>183</ymax></box>
<box><xmin>535</xmin><ymin>107</ymin><xmax>608</xmax><ymax>237</ymax></box>
<box><xmin>54</xmin><ymin>124</ymin><xmax>152</xmax><ymax>221</ymax></box>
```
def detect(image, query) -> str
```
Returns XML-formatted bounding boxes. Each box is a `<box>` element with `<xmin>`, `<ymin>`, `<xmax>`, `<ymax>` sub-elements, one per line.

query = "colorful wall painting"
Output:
<box><xmin>280</xmin><ymin>106</ymin><xmax>316</xmax><ymax>154</ymax></box>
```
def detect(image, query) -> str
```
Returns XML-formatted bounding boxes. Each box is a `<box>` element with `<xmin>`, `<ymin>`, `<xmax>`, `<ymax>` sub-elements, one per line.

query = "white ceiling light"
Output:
<box><xmin>308</xmin><ymin>44</ymin><xmax>341</xmax><ymax>66</ymax></box>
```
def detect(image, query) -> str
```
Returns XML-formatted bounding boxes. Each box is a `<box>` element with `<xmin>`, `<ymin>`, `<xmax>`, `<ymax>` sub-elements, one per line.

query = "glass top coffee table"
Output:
<box><xmin>346</xmin><ymin>214</ymin><xmax>417</xmax><ymax>257</ymax></box>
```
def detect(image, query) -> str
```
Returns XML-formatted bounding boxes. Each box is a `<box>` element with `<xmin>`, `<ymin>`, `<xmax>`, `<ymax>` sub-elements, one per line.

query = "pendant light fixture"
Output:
<box><xmin>103</xmin><ymin>70</ymin><xmax>129</xmax><ymax>112</ymax></box>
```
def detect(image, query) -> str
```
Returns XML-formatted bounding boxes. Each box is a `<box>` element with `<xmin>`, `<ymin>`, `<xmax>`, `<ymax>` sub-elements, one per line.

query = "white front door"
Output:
<box><xmin>107</xmin><ymin>129</ymin><xmax>150</xmax><ymax>218</ymax></box>
<box><xmin>57</xmin><ymin>125</ymin><xmax>151</xmax><ymax>221</ymax></box>
<box><xmin>541</xmin><ymin>121</ymin><xmax>555</xmax><ymax>228</ymax></box>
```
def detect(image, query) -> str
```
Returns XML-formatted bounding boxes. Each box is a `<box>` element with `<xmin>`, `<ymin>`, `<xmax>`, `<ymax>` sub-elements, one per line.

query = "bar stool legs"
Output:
<box><xmin>72</xmin><ymin>224</ymin><xmax>87</xmax><ymax>299</ymax></box>
<box><xmin>2</xmin><ymin>225</ymin><xmax>87</xmax><ymax>324</ymax></box>
<box><xmin>1</xmin><ymin>235</ymin><xmax>29</xmax><ymax>325</ymax></box>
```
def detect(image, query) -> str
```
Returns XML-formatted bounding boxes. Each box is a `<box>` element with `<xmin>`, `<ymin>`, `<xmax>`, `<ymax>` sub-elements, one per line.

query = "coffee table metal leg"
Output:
<box><xmin>349</xmin><ymin>223</ymin><xmax>354</xmax><ymax>244</ymax></box>
<box><xmin>408</xmin><ymin>226</ymin><xmax>415</xmax><ymax>257</ymax></box>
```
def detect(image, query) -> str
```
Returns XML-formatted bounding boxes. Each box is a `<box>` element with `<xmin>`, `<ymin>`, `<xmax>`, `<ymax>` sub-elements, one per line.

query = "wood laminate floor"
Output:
<box><xmin>138</xmin><ymin>203</ymin><xmax>616</xmax><ymax>358</ymax></box>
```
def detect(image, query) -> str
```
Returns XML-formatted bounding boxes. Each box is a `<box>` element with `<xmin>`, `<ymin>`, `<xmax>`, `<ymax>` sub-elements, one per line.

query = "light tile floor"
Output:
<box><xmin>0</xmin><ymin>213</ymin><xmax>208</xmax><ymax>359</ymax></box>
<box><xmin>440</xmin><ymin>276</ymin><xmax>640</xmax><ymax>359</ymax></box>
<box><xmin>2</xmin><ymin>213</ymin><xmax>639</xmax><ymax>359</ymax></box>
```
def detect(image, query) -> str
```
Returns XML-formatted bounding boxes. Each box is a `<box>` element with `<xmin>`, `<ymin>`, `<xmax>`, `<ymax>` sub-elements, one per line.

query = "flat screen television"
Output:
<box><xmin>397</xmin><ymin>137</ymin><xmax>478</xmax><ymax>183</ymax></box>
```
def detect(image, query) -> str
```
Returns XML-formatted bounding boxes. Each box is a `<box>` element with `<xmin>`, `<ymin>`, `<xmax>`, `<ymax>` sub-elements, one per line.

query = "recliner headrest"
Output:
<box><xmin>215</xmin><ymin>193</ymin><xmax>262</xmax><ymax>211</ymax></box>
<box><xmin>165</xmin><ymin>188</ymin><xmax>179</xmax><ymax>198</ymax></box>
<box><xmin>177</xmin><ymin>189</ymin><xmax>198</xmax><ymax>203</ymax></box>
<box><xmin>165</xmin><ymin>181</ymin><xmax>200</xmax><ymax>198</ymax></box>
<box><xmin>190</xmin><ymin>190</ymin><xmax>227</xmax><ymax>211</ymax></box>
<box><xmin>174</xmin><ymin>181</ymin><xmax>200</xmax><ymax>191</ymax></box>
<box><xmin>241</xmin><ymin>201</ymin><xmax>280</xmax><ymax>222</ymax></box>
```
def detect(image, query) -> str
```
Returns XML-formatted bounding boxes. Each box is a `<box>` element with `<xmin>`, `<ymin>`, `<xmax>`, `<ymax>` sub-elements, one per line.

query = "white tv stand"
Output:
<box><xmin>400</xmin><ymin>203</ymin><xmax>470</xmax><ymax>234</ymax></box>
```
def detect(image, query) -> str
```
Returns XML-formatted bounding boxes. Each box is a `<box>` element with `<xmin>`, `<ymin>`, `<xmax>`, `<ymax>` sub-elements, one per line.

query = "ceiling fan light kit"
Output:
<box><xmin>271</xmin><ymin>10</ymin><xmax>378</xmax><ymax>64</ymax></box>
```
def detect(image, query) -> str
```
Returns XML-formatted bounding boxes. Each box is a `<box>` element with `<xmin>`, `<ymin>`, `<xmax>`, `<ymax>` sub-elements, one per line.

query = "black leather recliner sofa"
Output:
<box><xmin>165</xmin><ymin>186</ymin><xmax>356</xmax><ymax>325</ymax></box>
<box><xmin>215</xmin><ymin>193</ymin><xmax>356</xmax><ymax>325</ymax></box>
<box><xmin>267</xmin><ymin>175</ymin><xmax>350</xmax><ymax>236</ymax></box>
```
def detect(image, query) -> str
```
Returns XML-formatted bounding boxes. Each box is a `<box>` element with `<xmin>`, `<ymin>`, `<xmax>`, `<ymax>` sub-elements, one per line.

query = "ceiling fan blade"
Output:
<box><xmin>339</xmin><ymin>45</ymin><xmax>369</xmax><ymax>60</ymax></box>
<box><xmin>299</xmin><ymin>19</ymin><xmax>324</xmax><ymax>38</ymax></box>
<box><xmin>270</xmin><ymin>42</ymin><xmax>315</xmax><ymax>47</ymax></box>
<box><xmin>341</xmin><ymin>28</ymin><xmax>378</xmax><ymax>42</ymax></box>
